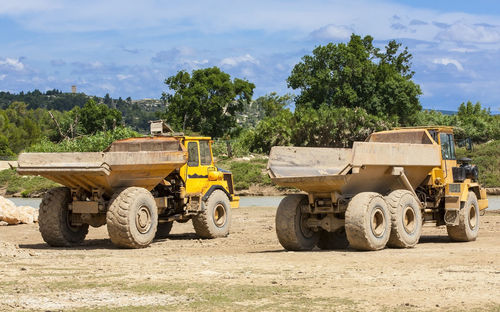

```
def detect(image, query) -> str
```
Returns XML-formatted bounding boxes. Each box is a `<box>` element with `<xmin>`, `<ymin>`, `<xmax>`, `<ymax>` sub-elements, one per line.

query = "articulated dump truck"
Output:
<box><xmin>17</xmin><ymin>121</ymin><xmax>238</xmax><ymax>248</ymax></box>
<box><xmin>268</xmin><ymin>127</ymin><xmax>488</xmax><ymax>251</ymax></box>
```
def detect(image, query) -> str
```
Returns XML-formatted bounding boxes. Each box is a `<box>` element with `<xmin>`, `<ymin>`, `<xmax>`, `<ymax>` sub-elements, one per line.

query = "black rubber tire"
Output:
<box><xmin>386</xmin><ymin>190</ymin><xmax>422</xmax><ymax>248</ymax></box>
<box><xmin>317</xmin><ymin>227</ymin><xmax>349</xmax><ymax>250</ymax></box>
<box><xmin>275</xmin><ymin>194</ymin><xmax>319</xmax><ymax>251</ymax></box>
<box><xmin>38</xmin><ymin>187</ymin><xmax>89</xmax><ymax>247</ymax></box>
<box><xmin>447</xmin><ymin>192</ymin><xmax>480</xmax><ymax>242</ymax></box>
<box><xmin>155</xmin><ymin>221</ymin><xmax>173</xmax><ymax>239</ymax></box>
<box><xmin>106</xmin><ymin>187</ymin><xmax>158</xmax><ymax>248</ymax></box>
<box><xmin>345</xmin><ymin>192</ymin><xmax>391</xmax><ymax>251</ymax></box>
<box><xmin>192</xmin><ymin>190</ymin><xmax>232</xmax><ymax>238</ymax></box>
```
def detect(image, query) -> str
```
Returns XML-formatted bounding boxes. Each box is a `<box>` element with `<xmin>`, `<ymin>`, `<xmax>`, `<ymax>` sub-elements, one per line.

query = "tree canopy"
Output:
<box><xmin>78</xmin><ymin>99</ymin><xmax>122</xmax><ymax>134</ymax></box>
<box><xmin>162</xmin><ymin>67</ymin><xmax>255</xmax><ymax>137</ymax></box>
<box><xmin>287</xmin><ymin>34</ymin><xmax>422</xmax><ymax>124</ymax></box>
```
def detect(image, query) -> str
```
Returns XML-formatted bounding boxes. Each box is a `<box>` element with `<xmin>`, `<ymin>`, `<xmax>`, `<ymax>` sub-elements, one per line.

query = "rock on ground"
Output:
<box><xmin>0</xmin><ymin>196</ymin><xmax>38</xmax><ymax>225</ymax></box>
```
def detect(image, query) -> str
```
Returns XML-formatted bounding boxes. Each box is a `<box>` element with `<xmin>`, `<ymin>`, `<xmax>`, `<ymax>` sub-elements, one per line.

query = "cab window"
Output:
<box><xmin>440</xmin><ymin>133</ymin><xmax>456</xmax><ymax>160</ymax></box>
<box><xmin>187</xmin><ymin>142</ymin><xmax>199</xmax><ymax>166</ymax></box>
<box><xmin>199</xmin><ymin>141</ymin><xmax>212</xmax><ymax>165</ymax></box>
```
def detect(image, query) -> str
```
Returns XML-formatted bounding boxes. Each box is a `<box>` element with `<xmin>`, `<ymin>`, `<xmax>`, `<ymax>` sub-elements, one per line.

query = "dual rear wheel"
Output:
<box><xmin>275</xmin><ymin>191</ymin><xmax>424</xmax><ymax>251</ymax></box>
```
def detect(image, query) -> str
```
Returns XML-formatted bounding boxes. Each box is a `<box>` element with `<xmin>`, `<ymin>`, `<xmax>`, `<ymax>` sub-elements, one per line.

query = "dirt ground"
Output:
<box><xmin>1</xmin><ymin>207</ymin><xmax>499</xmax><ymax>312</ymax></box>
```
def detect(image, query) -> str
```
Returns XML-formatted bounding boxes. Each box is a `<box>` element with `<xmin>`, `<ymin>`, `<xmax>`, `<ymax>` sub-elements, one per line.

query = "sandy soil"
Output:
<box><xmin>1</xmin><ymin>207</ymin><xmax>499</xmax><ymax>312</ymax></box>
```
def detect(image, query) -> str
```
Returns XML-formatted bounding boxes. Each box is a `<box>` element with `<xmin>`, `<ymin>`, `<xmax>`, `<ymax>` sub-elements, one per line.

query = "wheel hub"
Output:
<box><xmin>468</xmin><ymin>204</ymin><xmax>477</xmax><ymax>230</ymax></box>
<box><xmin>371</xmin><ymin>208</ymin><xmax>386</xmax><ymax>238</ymax></box>
<box><xmin>136</xmin><ymin>206</ymin><xmax>152</xmax><ymax>234</ymax></box>
<box><xmin>213</xmin><ymin>204</ymin><xmax>227</xmax><ymax>227</ymax></box>
<box><xmin>403</xmin><ymin>206</ymin><xmax>416</xmax><ymax>234</ymax></box>
<box><xmin>299</xmin><ymin>207</ymin><xmax>315</xmax><ymax>239</ymax></box>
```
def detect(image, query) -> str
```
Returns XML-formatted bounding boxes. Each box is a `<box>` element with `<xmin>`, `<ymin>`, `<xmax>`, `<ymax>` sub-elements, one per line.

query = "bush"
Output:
<box><xmin>217</xmin><ymin>158</ymin><xmax>271</xmax><ymax>190</ymax></box>
<box><xmin>27</xmin><ymin>127</ymin><xmax>140</xmax><ymax>152</ymax></box>
<box><xmin>456</xmin><ymin>140</ymin><xmax>500</xmax><ymax>187</ymax></box>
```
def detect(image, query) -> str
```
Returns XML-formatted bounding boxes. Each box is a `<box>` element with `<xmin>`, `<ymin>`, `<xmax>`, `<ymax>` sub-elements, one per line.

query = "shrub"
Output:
<box><xmin>27</xmin><ymin>127</ymin><xmax>140</xmax><ymax>152</ymax></box>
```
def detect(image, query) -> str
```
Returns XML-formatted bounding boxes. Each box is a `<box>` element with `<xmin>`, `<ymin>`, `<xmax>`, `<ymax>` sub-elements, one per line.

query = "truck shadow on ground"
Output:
<box><xmin>159</xmin><ymin>233</ymin><xmax>199</xmax><ymax>240</ymax></box>
<box><xmin>418</xmin><ymin>235</ymin><xmax>452</xmax><ymax>244</ymax></box>
<box><xmin>250</xmin><ymin>235</ymin><xmax>454</xmax><ymax>254</ymax></box>
<box><xmin>18</xmin><ymin>239</ymin><xmax>114</xmax><ymax>250</ymax></box>
<box><xmin>17</xmin><ymin>232</ymin><xmax>203</xmax><ymax>250</ymax></box>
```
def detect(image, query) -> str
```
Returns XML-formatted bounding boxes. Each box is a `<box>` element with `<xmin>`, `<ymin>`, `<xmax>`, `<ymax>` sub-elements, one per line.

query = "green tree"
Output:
<box><xmin>162</xmin><ymin>67</ymin><xmax>255</xmax><ymax>137</ymax></box>
<box><xmin>411</xmin><ymin>110</ymin><xmax>454</xmax><ymax>127</ymax></box>
<box><xmin>287</xmin><ymin>34</ymin><xmax>422</xmax><ymax>124</ymax></box>
<box><xmin>103</xmin><ymin>93</ymin><xmax>112</xmax><ymax>105</ymax></box>
<box><xmin>455</xmin><ymin>101</ymin><xmax>500</xmax><ymax>142</ymax></box>
<box><xmin>0</xmin><ymin>134</ymin><xmax>14</xmax><ymax>156</ymax></box>
<box><xmin>292</xmin><ymin>105</ymin><xmax>393</xmax><ymax>148</ymax></box>
<box><xmin>78</xmin><ymin>99</ymin><xmax>122</xmax><ymax>134</ymax></box>
<box><xmin>243</xmin><ymin>101</ymin><xmax>393</xmax><ymax>153</ymax></box>
<box><xmin>254</xmin><ymin>92</ymin><xmax>293</xmax><ymax>118</ymax></box>
<box><xmin>248</xmin><ymin>109</ymin><xmax>294</xmax><ymax>153</ymax></box>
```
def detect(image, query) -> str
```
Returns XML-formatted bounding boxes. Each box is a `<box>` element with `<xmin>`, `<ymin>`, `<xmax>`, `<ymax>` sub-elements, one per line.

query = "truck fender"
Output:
<box><xmin>202</xmin><ymin>185</ymin><xmax>232</xmax><ymax>202</ymax></box>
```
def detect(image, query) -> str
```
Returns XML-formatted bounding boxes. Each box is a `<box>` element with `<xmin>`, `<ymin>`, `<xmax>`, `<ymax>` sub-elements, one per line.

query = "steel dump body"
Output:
<box><xmin>268</xmin><ymin>141</ymin><xmax>441</xmax><ymax>195</ymax></box>
<box><xmin>17</xmin><ymin>137</ymin><xmax>188</xmax><ymax>196</ymax></box>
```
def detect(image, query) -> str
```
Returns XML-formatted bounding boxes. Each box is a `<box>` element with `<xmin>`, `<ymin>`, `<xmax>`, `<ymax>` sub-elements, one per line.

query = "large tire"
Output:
<box><xmin>192</xmin><ymin>190</ymin><xmax>232</xmax><ymax>238</ymax></box>
<box><xmin>155</xmin><ymin>221</ymin><xmax>173</xmax><ymax>239</ymax></box>
<box><xmin>386</xmin><ymin>190</ymin><xmax>422</xmax><ymax>248</ymax></box>
<box><xmin>447</xmin><ymin>191</ymin><xmax>480</xmax><ymax>242</ymax></box>
<box><xmin>345</xmin><ymin>192</ymin><xmax>391</xmax><ymax>251</ymax></box>
<box><xmin>106</xmin><ymin>187</ymin><xmax>158</xmax><ymax>248</ymax></box>
<box><xmin>275</xmin><ymin>194</ymin><xmax>319</xmax><ymax>251</ymax></box>
<box><xmin>317</xmin><ymin>227</ymin><xmax>349</xmax><ymax>250</ymax></box>
<box><xmin>38</xmin><ymin>187</ymin><xmax>89</xmax><ymax>247</ymax></box>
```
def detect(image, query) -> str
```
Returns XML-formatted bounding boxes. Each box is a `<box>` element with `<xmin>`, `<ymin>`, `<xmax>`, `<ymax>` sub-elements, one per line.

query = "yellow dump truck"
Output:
<box><xmin>268</xmin><ymin>127</ymin><xmax>488</xmax><ymax>251</ymax></box>
<box><xmin>17</xmin><ymin>121</ymin><xmax>238</xmax><ymax>248</ymax></box>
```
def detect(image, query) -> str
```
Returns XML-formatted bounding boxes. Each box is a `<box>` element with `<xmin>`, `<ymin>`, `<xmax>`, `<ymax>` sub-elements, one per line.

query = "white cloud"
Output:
<box><xmin>116</xmin><ymin>74</ymin><xmax>132</xmax><ymax>80</ymax></box>
<box><xmin>449</xmin><ymin>47</ymin><xmax>477</xmax><ymax>53</ymax></box>
<box><xmin>432</xmin><ymin>57</ymin><xmax>464</xmax><ymax>71</ymax></box>
<box><xmin>0</xmin><ymin>0</ymin><xmax>59</xmax><ymax>14</ymax></box>
<box><xmin>310</xmin><ymin>24</ymin><xmax>354</xmax><ymax>40</ymax></box>
<box><xmin>90</xmin><ymin>61</ymin><xmax>103</xmax><ymax>69</ymax></box>
<box><xmin>2</xmin><ymin>1</ymin><xmax>500</xmax><ymax>48</ymax></box>
<box><xmin>436</xmin><ymin>22</ymin><xmax>500</xmax><ymax>43</ymax></box>
<box><xmin>193</xmin><ymin>59</ymin><xmax>208</xmax><ymax>65</ymax></box>
<box><xmin>220</xmin><ymin>54</ymin><xmax>258</xmax><ymax>67</ymax></box>
<box><xmin>0</xmin><ymin>74</ymin><xmax>6</xmax><ymax>80</ymax></box>
<box><xmin>0</xmin><ymin>58</ymin><xmax>25</xmax><ymax>71</ymax></box>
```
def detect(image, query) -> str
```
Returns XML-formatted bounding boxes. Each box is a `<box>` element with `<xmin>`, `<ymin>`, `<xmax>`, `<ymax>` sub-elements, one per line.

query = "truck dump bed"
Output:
<box><xmin>17</xmin><ymin>137</ymin><xmax>187</xmax><ymax>196</ymax></box>
<box><xmin>268</xmin><ymin>142</ymin><xmax>441</xmax><ymax>195</ymax></box>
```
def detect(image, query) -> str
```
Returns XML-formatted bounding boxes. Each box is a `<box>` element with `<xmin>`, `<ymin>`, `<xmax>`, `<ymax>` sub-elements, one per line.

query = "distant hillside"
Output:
<box><xmin>0</xmin><ymin>90</ymin><xmax>165</xmax><ymax>133</ymax></box>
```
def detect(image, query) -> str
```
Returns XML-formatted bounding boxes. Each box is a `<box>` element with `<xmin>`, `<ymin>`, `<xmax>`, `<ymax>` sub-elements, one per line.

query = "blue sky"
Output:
<box><xmin>0</xmin><ymin>0</ymin><xmax>499</xmax><ymax>111</ymax></box>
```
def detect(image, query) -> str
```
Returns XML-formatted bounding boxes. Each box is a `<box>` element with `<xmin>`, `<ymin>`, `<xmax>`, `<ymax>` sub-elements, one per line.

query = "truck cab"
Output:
<box><xmin>181</xmin><ymin>136</ymin><xmax>238</xmax><ymax>209</ymax></box>
<box><xmin>149</xmin><ymin>121</ymin><xmax>239</xmax><ymax>241</ymax></box>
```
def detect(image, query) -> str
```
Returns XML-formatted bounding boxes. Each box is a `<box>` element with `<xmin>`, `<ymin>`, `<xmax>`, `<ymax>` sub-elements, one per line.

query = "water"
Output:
<box><xmin>6</xmin><ymin>195</ymin><xmax>500</xmax><ymax>210</ymax></box>
<box><xmin>8</xmin><ymin>197</ymin><xmax>42</xmax><ymax>208</ymax></box>
<box><xmin>238</xmin><ymin>196</ymin><xmax>284</xmax><ymax>207</ymax></box>
<box><xmin>6</xmin><ymin>196</ymin><xmax>285</xmax><ymax>209</ymax></box>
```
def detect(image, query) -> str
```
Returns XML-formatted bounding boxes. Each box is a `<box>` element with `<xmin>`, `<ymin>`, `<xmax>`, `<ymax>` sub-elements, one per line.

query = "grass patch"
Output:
<box><xmin>217</xmin><ymin>157</ymin><xmax>272</xmax><ymax>190</ymax></box>
<box><xmin>65</xmin><ymin>281</ymin><xmax>359</xmax><ymax>312</ymax></box>
<box><xmin>0</xmin><ymin>168</ymin><xmax>59</xmax><ymax>197</ymax></box>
